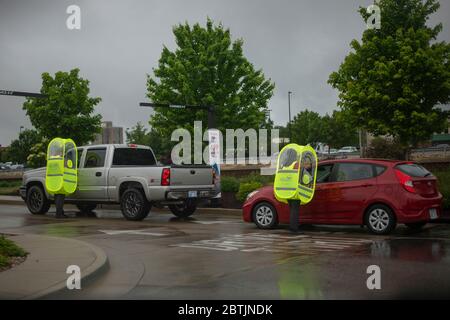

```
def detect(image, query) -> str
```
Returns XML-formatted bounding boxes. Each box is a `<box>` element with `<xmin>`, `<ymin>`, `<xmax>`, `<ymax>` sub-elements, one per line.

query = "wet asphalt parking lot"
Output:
<box><xmin>1</xmin><ymin>203</ymin><xmax>450</xmax><ymax>299</ymax></box>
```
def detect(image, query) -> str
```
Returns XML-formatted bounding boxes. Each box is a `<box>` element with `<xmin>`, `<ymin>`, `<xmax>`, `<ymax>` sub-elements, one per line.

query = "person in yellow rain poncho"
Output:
<box><xmin>45</xmin><ymin>138</ymin><xmax>78</xmax><ymax>218</ymax></box>
<box><xmin>274</xmin><ymin>144</ymin><xmax>318</xmax><ymax>232</ymax></box>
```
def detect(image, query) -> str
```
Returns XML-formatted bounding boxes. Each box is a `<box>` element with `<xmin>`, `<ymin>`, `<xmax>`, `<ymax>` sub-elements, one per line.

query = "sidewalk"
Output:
<box><xmin>0</xmin><ymin>234</ymin><xmax>108</xmax><ymax>299</ymax></box>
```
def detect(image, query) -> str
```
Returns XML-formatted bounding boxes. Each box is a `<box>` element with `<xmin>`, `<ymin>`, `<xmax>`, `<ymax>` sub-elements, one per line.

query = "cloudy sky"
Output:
<box><xmin>1</xmin><ymin>0</ymin><xmax>449</xmax><ymax>146</ymax></box>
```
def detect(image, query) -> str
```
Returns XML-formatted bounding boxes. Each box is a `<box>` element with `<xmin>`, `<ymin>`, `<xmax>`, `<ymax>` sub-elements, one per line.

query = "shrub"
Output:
<box><xmin>239</xmin><ymin>173</ymin><xmax>274</xmax><ymax>186</ymax></box>
<box><xmin>0</xmin><ymin>235</ymin><xmax>27</xmax><ymax>269</ymax></box>
<box><xmin>236</xmin><ymin>182</ymin><xmax>263</xmax><ymax>202</ymax></box>
<box><xmin>366</xmin><ymin>137</ymin><xmax>405</xmax><ymax>160</ymax></box>
<box><xmin>220</xmin><ymin>176</ymin><xmax>240</xmax><ymax>193</ymax></box>
<box><xmin>434</xmin><ymin>171</ymin><xmax>450</xmax><ymax>210</ymax></box>
<box><xmin>0</xmin><ymin>236</ymin><xmax>27</xmax><ymax>258</ymax></box>
<box><xmin>0</xmin><ymin>254</ymin><xmax>8</xmax><ymax>268</ymax></box>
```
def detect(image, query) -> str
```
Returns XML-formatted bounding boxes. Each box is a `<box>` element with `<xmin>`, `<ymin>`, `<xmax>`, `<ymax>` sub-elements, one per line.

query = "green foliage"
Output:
<box><xmin>289</xmin><ymin>109</ymin><xmax>358</xmax><ymax>148</ymax></box>
<box><xmin>126</xmin><ymin>122</ymin><xmax>150</xmax><ymax>145</ymax></box>
<box><xmin>0</xmin><ymin>235</ymin><xmax>27</xmax><ymax>258</ymax></box>
<box><xmin>239</xmin><ymin>173</ymin><xmax>274</xmax><ymax>186</ymax></box>
<box><xmin>236</xmin><ymin>181</ymin><xmax>263</xmax><ymax>202</ymax></box>
<box><xmin>23</xmin><ymin>68</ymin><xmax>102</xmax><ymax>146</ymax></box>
<box><xmin>329</xmin><ymin>0</ymin><xmax>450</xmax><ymax>150</ymax></box>
<box><xmin>147</xmin><ymin>18</ymin><xmax>275</xmax><ymax>138</ymax></box>
<box><xmin>434</xmin><ymin>171</ymin><xmax>450</xmax><ymax>210</ymax></box>
<box><xmin>8</xmin><ymin>129</ymin><xmax>42</xmax><ymax>165</ymax></box>
<box><xmin>126</xmin><ymin>122</ymin><xmax>172</xmax><ymax>160</ymax></box>
<box><xmin>26</xmin><ymin>138</ymin><xmax>48</xmax><ymax>168</ymax></box>
<box><xmin>0</xmin><ymin>254</ymin><xmax>8</xmax><ymax>268</ymax></box>
<box><xmin>0</xmin><ymin>234</ymin><xmax>27</xmax><ymax>268</ymax></box>
<box><xmin>366</xmin><ymin>137</ymin><xmax>406</xmax><ymax>160</ymax></box>
<box><xmin>220</xmin><ymin>176</ymin><xmax>240</xmax><ymax>193</ymax></box>
<box><xmin>0</xmin><ymin>180</ymin><xmax>21</xmax><ymax>188</ymax></box>
<box><xmin>290</xmin><ymin>109</ymin><xmax>326</xmax><ymax>146</ymax></box>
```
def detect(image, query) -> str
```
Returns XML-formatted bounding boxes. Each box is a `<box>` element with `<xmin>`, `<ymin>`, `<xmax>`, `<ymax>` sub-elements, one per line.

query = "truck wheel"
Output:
<box><xmin>169</xmin><ymin>200</ymin><xmax>197</xmax><ymax>218</ymax></box>
<box><xmin>76</xmin><ymin>204</ymin><xmax>97</xmax><ymax>216</ymax></box>
<box><xmin>26</xmin><ymin>185</ymin><xmax>50</xmax><ymax>215</ymax></box>
<box><xmin>120</xmin><ymin>188</ymin><xmax>151</xmax><ymax>221</ymax></box>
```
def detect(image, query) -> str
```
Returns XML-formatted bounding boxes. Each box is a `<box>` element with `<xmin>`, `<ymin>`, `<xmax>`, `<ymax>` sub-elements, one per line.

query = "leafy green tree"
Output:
<box><xmin>8</xmin><ymin>129</ymin><xmax>42</xmax><ymax>165</ymax></box>
<box><xmin>126</xmin><ymin>122</ymin><xmax>150</xmax><ymax>145</ymax></box>
<box><xmin>23</xmin><ymin>68</ymin><xmax>102</xmax><ymax>145</ymax></box>
<box><xmin>147</xmin><ymin>18</ymin><xmax>275</xmax><ymax>137</ymax></box>
<box><xmin>26</xmin><ymin>137</ymin><xmax>48</xmax><ymax>168</ymax></box>
<box><xmin>329</xmin><ymin>0</ymin><xmax>450</xmax><ymax>157</ymax></box>
<box><xmin>126</xmin><ymin>122</ymin><xmax>172</xmax><ymax>161</ymax></box>
<box><xmin>323</xmin><ymin>111</ymin><xmax>359</xmax><ymax>148</ymax></box>
<box><xmin>290</xmin><ymin>109</ymin><xmax>327</xmax><ymax>145</ymax></box>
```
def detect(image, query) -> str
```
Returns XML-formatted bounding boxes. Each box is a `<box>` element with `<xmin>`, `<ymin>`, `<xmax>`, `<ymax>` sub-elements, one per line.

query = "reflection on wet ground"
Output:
<box><xmin>2</xmin><ymin>204</ymin><xmax>450</xmax><ymax>299</ymax></box>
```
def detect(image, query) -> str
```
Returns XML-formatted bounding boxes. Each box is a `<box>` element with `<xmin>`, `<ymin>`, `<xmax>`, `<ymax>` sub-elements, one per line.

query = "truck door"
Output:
<box><xmin>77</xmin><ymin>147</ymin><xmax>108</xmax><ymax>200</ymax></box>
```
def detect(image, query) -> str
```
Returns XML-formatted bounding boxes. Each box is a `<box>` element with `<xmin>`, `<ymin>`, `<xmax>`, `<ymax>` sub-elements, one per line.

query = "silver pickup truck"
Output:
<box><xmin>20</xmin><ymin>144</ymin><xmax>217</xmax><ymax>220</ymax></box>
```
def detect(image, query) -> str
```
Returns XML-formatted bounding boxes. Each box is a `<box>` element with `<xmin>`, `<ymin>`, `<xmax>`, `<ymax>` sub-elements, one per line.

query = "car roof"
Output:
<box><xmin>79</xmin><ymin>144</ymin><xmax>151</xmax><ymax>149</ymax></box>
<box><xmin>319</xmin><ymin>158</ymin><xmax>409</xmax><ymax>166</ymax></box>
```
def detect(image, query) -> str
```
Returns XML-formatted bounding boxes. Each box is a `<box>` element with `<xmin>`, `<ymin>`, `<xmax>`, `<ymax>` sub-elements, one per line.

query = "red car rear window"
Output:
<box><xmin>395</xmin><ymin>163</ymin><xmax>431</xmax><ymax>178</ymax></box>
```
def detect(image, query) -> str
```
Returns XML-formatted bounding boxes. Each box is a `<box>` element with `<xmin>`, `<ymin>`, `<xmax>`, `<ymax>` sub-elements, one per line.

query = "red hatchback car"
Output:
<box><xmin>243</xmin><ymin>159</ymin><xmax>443</xmax><ymax>234</ymax></box>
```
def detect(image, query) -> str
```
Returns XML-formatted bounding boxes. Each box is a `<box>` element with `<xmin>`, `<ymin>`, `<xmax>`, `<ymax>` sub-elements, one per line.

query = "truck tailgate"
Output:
<box><xmin>170</xmin><ymin>165</ymin><xmax>213</xmax><ymax>186</ymax></box>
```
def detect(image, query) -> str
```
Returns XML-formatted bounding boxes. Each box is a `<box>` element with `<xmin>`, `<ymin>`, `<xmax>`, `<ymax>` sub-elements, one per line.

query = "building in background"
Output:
<box><xmin>92</xmin><ymin>121</ymin><xmax>123</xmax><ymax>145</ymax></box>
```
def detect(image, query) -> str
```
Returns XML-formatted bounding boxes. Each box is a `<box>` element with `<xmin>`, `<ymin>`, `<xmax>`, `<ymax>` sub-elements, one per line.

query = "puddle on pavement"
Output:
<box><xmin>366</xmin><ymin>238</ymin><xmax>450</xmax><ymax>262</ymax></box>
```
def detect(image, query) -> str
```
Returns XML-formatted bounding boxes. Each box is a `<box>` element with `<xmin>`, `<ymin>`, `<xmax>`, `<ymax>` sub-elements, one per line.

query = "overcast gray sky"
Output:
<box><xmin>1</xmin><ymin>0</ymin><xmax>449</xmax><ymax>146</ymax></box>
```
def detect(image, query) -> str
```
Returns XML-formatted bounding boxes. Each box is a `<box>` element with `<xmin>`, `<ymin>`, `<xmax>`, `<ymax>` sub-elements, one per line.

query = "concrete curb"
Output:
<box><xmin>0</xmin><ymin>234</ymin><xmax>109</xmax><ymax>300</ymax></box>
<box><xmin>29</xmin><ymin>237</ymin><xmax>110</xmax><ymax>300</ymax></box>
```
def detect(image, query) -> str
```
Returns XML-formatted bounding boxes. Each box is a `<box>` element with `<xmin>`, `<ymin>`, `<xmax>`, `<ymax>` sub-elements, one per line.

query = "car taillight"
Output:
<box><xmin>161</xmin><ymin>168</ymin><xmax>170</xmax><ymax>186</ymax></box>
<box><xmin>395</xmin><ymin>169</ymin><xmax>416</xmax><ymax>193</ymax></box>
<box><xmin>212</xmin><ymin>170</ymin><xmax>216</xmax><ymax>185</ymax></box>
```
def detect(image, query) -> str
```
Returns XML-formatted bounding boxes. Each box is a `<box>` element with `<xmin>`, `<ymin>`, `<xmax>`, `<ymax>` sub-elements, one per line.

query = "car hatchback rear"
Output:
<box><xmin>391</xmin><ymin>162</ymin><xmax>442</xmax><ymax>224</ymax></box>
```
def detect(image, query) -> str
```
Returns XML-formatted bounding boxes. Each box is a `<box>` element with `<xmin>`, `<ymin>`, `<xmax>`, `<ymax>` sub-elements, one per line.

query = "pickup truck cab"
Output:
<box><xmin>20</xmin><ymin>144</ymin><xmax>217</xmax><ymax>220</ymax></box>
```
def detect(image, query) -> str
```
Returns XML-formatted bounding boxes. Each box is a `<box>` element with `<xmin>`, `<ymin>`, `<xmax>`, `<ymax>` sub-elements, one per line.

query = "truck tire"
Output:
<box><xmin>76</xmin><ymin>204</ymin><xmax>97</xmax><ymax>216</ymax></box>
<box><xmin>26</xmin><ymin>185</ymin><xmax>51</xmax><ymax>215</ymax></box>
<box><xmin>120</xmin><ymin>188</ymin><xmax>151</xmax><ymax>221</ymax></box>
<box><xmin>169</xmin><ymin>200</ymin><xmax>197</xmax><ymax>218</ymax></box>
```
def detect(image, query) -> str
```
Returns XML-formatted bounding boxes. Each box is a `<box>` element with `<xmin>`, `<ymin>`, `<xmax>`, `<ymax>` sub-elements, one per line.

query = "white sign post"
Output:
<box><xmin>208</xmin><ymin>129</ymin><xmax>221</xmax><ymax>197</ymax></box>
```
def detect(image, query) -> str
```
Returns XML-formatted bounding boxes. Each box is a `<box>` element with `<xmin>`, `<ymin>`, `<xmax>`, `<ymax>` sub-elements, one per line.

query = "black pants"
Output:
<box><xmin>55</xmin><ymin>194</ymin><xmax>65</xmax><ymax>217</ymax></box>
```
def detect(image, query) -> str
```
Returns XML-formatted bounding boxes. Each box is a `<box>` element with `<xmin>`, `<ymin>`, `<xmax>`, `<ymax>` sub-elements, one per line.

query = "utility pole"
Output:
<box><xmin>288</xmin><ymin>91</ymin><xmax>292</xmax><ymax>142</ymax></box>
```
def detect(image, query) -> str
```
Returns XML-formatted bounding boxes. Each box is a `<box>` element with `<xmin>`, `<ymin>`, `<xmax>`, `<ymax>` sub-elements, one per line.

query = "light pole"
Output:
<box><xmin>288</xmin><ymin>91</ymin><xmax>292</xmax><ymax>142</ymax></box>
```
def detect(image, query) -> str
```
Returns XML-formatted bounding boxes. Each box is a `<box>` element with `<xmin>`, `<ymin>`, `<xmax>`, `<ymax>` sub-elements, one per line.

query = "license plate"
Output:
<box><xmin>429</xmin><ymin>208</ymin><xmax>438</xmax><ymax>220</ymax></box>
<box><xmin>188</xmin><ymin>191</ymin><xmax>198</xmax><ymax>198</ymax></box>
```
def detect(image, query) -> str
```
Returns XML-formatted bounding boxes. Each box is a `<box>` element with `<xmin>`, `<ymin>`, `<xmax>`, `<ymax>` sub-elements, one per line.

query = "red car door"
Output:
<box><xmin>319</xmin><ymin>162</ymin><xmax>378</xmax><ymax>223</ymax></box>
<box><xmin>302</xmin><ymin>163</ymin><xmax>335</xmax><ymax>222</ymax></box>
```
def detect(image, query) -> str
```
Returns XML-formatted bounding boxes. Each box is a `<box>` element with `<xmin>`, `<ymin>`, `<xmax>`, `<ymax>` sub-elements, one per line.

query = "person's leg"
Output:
<box><xmin>55</xmin><ymin>194</ymin><xmax>66</xmax><ymax>218</ymax></box>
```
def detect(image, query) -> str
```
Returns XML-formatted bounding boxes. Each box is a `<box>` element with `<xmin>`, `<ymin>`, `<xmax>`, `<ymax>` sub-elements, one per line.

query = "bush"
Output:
<box><xmin>220</xmin><ymin>176</ymin><xmax>240</xmax><ymax>193</ymax></box>
<box><xmin>239</xmin><ymin>173</ymin><xmax>274</xmax><ymax>186</ymax></box>
<box><xmin>0</xmin><ymin>236</ymin><xmax>27</xmax><ymax>257</ymax></box>
<box><xmin>0</xmin><ymin>235</ymin><xmax>27</xmax><ymax>269</ymax></box>
<box><xmin>236</xmin><ymin>182</ymin><xmax>263</xmax><ymax>202</ymax></box>
<box><xmin>434</xmin><ymin>171</ymin><xmax>450</xmax><ymax>210</ymax></box>
<box><xmin>366</xmin><ymin>137</ymin><xmax>405</xmax><ymax>160</ymax></box>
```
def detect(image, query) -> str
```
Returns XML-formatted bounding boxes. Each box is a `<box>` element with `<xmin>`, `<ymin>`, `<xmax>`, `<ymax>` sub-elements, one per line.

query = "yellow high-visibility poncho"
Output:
<box><xmin>274</xmin><ymin>144</ymin><xmax>318</xmax><ymax>204</ymax></box>
<box><xmin>45</xmin><ymin>138</ymin><xmax>78</xmax><ymax>195</ymax></box>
